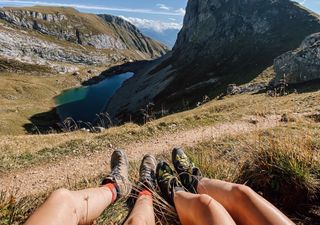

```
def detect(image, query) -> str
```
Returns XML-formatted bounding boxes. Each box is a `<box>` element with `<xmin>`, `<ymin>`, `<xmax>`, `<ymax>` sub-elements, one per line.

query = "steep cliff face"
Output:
<box><xmin>0</xmin><ymin>6</ymin><xmax>168</xmax><ymax>73</ymax></box>
<box><xmin>107</xmin><ymin>0</ymin><xmax>320</xmax><ymax>122</ymax></box>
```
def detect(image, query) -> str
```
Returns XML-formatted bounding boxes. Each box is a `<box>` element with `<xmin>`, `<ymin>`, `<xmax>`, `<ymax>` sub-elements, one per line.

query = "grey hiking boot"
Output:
<box><xmin>139</xmin><ymin>154</ymin><xmax>157</xmax><ymax>190</ymax></box>
<box><xmin>172</xmin><ymin>147</ymin><xmax>202</xmax><ymax>193</ymax></box>
<box><xmin>102</xmin><ymin>149</ymin><xmax>132</xmax><ymax>198</ymax></box>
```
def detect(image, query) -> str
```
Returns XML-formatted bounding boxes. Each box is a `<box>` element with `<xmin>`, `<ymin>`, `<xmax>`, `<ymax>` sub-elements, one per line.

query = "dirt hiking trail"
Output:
<box><xmin>0</xmin><ymin>115</ymin><xmax>281</xmax><ymax>199</ymax></box>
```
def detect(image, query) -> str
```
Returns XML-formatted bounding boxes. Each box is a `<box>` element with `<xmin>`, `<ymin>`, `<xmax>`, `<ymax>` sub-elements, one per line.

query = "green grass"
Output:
<box><xmin>2</xmin><ymin>87</ymin><xmax>320</xmax><ymax>171</ymax></box>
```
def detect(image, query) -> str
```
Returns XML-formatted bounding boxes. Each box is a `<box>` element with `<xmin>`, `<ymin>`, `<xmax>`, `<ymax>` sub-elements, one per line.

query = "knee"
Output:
<box><xmin>197</xmin><ymin>194</ymin><xmax>213</xmax><ymax>206</ymax></box>
<box><xmin>195</xmin><ymin>194</ymin><xmax>221</xmax><ymax>210</ymax></box>
<box><xmin>49</xmin><ymin>188</ymin><xmax>73</xmax><ymax>203</ymax></box>
<box><xmin>231</xmin><ymin>184</ymin><xmax>253</xmax><ymax>200</ymax></box>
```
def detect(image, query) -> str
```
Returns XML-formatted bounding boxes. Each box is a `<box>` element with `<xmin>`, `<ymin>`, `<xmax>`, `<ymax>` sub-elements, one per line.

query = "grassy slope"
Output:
<box><xmin>0</xmin><ymin>65</ymin><xmax>320</xmax><ymax>224</ymax></box>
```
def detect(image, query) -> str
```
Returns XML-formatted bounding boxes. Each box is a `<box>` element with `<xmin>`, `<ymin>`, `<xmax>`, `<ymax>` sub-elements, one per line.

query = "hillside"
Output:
<box><xmin>0</xmin><ymin>6</ymin><xmax>167</xmax><ymax>74</ymax></box>
<box><xmin>106</xmin><ymin>0</ymin><xmax>320</xmax><ymax>122</ymax></box>
<box><xmin>1</xmin><ymin>85</ymin><xmax>320</xmax><ymax>224</ymax></box>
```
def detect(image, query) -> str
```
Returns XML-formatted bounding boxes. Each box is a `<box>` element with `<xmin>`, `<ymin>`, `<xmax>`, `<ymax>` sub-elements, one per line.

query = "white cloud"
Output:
<box><xmin>156</xmin><ymin>3</ymin><xmax>170</xmax><ymax>11</ymax></box>
<box><xmin>121</xmin><ymin>16</ymin><xmax>182</xmax><ymax>33</ymax></box>
<box><xmin>0</xmin><ymin>0</ymin><xmax>185</xmax><ymax>16</ymax></box>
<box><xmin>298</xmin><ymin>0</ymin><xmax>307</xmax><ymax>5</ymax></box>
<box><xmin>175</xmin><ymin>8</ymin><xmax>186</xmax><ymax>16</ymax></box>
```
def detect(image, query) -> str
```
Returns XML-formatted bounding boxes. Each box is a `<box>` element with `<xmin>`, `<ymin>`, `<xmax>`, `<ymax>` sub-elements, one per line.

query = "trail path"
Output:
<box><xmin>0</xmin><ymin>115</ymin><xmax>281</xmax><ymax>199</ymax></box>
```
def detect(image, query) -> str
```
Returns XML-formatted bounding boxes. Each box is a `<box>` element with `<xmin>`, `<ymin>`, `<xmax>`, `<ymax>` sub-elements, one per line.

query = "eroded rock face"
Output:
<box><xmin>0</xmin><ymin>7</ymin><xmax>167</xmax><ymax>56</ymax></box>
<box><xmin>273</xmin><ymin>33</ymin><xmax>320</xmax><ymax>85</ymax></box>
<box><xmin>106</xmin><ymin>0</ymin><xmax>320</xmax><ymax>122</ymax></box>
<box><xmin>0</xmin><ymin>28</ymin><xmax>110</xmax><ymax>66</ymax></box>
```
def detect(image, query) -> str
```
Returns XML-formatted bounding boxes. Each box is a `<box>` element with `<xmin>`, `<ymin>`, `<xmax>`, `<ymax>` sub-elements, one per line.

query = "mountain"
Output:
<box><xmin>0</xmin><ymin>6</ymin><xmax>168</xmax><ymax>74</ymax></box>
<box><xmin>106</xmin><ymin>0</ymin><xmax>320</xmax><ymax>122</ymax></box>
<box><xmin>139</xmin><ymin>28</ymin><xmax>180</xmax><ymax>48</ymax></box>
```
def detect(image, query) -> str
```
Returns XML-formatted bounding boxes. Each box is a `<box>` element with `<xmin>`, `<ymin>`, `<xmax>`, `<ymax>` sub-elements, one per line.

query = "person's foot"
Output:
<box><xmin>139</xmin><ymin>154</ymin><xmax>157</xmax><ymax>190</ymax></box>
<box><xmin>102</xmin><ymin>149</ymin><xmax>132</xmax><ymax>198</ymax></box>
<box><xmin>172</xmin><ymin>147</ymin><xmax>202</xmax><ymax>193</ymax></box>
<box><xmin>156</xmin><ymin>161</ymin><xmax>184</xmax><ymax>205</ymax></box>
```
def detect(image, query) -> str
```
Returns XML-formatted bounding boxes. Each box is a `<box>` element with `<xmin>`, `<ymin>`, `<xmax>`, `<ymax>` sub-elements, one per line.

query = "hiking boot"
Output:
<box><xmin>102</xmin><ymin>149</ymin><xmax>132</xmax><ymax>198</ymax></box>
<box><xmin>172</xmin><ymin>147</ymin><xmax>202</xmax><ymax>193</ymax></box>
<box><xmin>156</xmin><ymin>161</ymin><xmax>184</xmax><ymax>205</ymax></box>
<box><xmin>139</xmin><ymin>154</ymin><xmax>157</xmax><ymax>190</ymax></box>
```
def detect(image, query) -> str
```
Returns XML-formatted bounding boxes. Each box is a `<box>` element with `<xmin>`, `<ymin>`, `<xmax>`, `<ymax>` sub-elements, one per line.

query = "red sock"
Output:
<box><xmin>139</xmin><ymin>189</ymin><xmax>152</xmax><ymax>197</ymax></box>
<box><xmin>103</xmin><ymin>183</ymin><xmax>118</xmax><ymax>203</ymax></box>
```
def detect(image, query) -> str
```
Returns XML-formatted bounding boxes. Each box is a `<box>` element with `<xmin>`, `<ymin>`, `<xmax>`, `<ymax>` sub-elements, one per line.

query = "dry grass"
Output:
<box><xmin>1</xmin><ymin>119</ymin><xmax>319</xmax><ymax>224</ymax></box>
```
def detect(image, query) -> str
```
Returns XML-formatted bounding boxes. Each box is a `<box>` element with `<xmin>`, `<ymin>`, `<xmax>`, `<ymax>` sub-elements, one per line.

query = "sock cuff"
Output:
<box><xmin>138</xmin><ymin>189</ymin><xmax>152</xmax><ymax>197</ymax></box>
<box><xmin>103</xmin><ymin>183</ymin><xmax>118</xmax><ymax>202</ymax></box>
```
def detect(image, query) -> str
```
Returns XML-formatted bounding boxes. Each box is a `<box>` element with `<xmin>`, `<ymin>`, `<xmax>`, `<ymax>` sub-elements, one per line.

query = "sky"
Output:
<box><xmin>0</xmin><ymin>0</ymin><xmax>188</xmax><ymax>33</ymax></box>
<box><xmin>0</xmin><ymin>0</ymin><xmax>318</xmax><ymax>34</ymax></box>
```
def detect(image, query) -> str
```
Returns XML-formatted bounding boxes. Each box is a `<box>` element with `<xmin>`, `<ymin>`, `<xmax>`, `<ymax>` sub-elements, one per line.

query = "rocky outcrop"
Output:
<box><xmin>0</xmin><ymin>6</ymin><xmax>168</xmax><ymax>72</ymax></box>
<box><xmin>0</xmin><ymin>26</ymin><xmax>111</xmax><ymax>73</ymax></box>
<box><xmin>273</xmin><ymin>32</ymin><xmax>320</xmax><ymax>85</ymax></box>
<box><xmin>107</xmin><ymin>0</ymin><xmax>320</xmax><ymax>122</ymax></box>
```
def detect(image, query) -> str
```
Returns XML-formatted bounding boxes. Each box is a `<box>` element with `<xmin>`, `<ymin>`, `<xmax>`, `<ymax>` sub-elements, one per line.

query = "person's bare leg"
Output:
<box><xmin>174</xmin><ymin>191</ymin><xmax>236</xmax><ymax>225</ymax></box>
<box><xmin>26</xmin><ymin>149</ymin><xmax>131</xmax><ymax>225</ymax></box>
<box><xmin>26</xmin><ymin>185</ymin><xmax>116</xmax><ymax>225</ymax></box>
<box><xmin>197</xmin><ymin>178</ymin><xmax>294</xmax><ymax>225</ymax></box>
<box><xmin>124</xmin><ymin>154</ymin><xmax>157</xmax><ymax>225</ymax></box>
<box><xmin>124</xmin><ymin>192</ymin><xmax>155</xmax><ymax>225</ymax></box>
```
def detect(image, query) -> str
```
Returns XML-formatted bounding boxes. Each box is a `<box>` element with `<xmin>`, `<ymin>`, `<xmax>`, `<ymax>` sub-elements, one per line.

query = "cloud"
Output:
<box><xmin>121</xmin><ymin>16</ymin><xmax>182</xmax><ymax>33</ymax></box>
<box><xmin>0</xmin><ymin>0</ymin><xmax>185</xmax><ymax>16</ymax></box>
<box><xmin>298</xmin><ymin>0</ymin><xmax>307</xmax><ymax>5</ymax></box>
<box><xmin>175</xmin><ymin>8</ymin><xmax>186</xmax><ymax>16</ymax></box>
<box><xmin>156</xmin><ymin>3</ymin><xmax>170</xmax><ymax>11</ymax></box>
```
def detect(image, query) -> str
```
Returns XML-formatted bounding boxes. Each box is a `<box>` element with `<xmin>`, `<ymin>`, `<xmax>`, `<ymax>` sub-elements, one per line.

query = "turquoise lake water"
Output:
<box><xmin>55</xmin><ymin>72</ymin><xmax>134</xmax><ymax>122</ymax></box>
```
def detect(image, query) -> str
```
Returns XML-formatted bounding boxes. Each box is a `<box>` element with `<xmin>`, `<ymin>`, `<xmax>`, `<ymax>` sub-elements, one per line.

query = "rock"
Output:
<box><xmin>0</xmin><ymin>28</ymin><xmax>111</xmax><ymax>70</ymax></box>
<box><xmin>280</xmin><ymin>113</ymin><xmax>296</xmax><ymax>123</ymax></box>
<box><xmin>92</xmin><ymin>127</ymin><xmax>105</xmax><ymax>133</ymax></box>
<box><xmin>227</xmin><ymin>84</ymin><xmax>241</xmax><ymax>95</ymax></box>
<box><xmin>72</xmin><ymin>71</ymin><xmax>80</xmax><ymax>76</ymax></box>
<box><xmin>227</xmin><ymin>83</ymin><xmax>267</xmax><ymax>95</ymax></box>
<box><xmin>80</xmin><ymin>128</ymin><xmax>90</xmax><ymax>132</ymax></box>
<box><xmin>273</xmin><ymin>32</ymin><xmax>320</xmax><ymax>85</ymax></box>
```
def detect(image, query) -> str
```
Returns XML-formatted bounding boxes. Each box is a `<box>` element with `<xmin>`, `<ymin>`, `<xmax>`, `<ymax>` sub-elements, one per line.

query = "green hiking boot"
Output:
<box><xmin>156</xmin><ymin>161</ymin><xmax>184</xmax><ymax>205</ymax></box>
<box><xmin>172</xmin><ymin>147</ymin><xmax>202</xmax><ymax>193</ymax></box>
<box><xmin>102</xmin><ymin>149</ymin><xmax>132</xmax><ymax>199</ymax></box>
<box><xmin>139</xmin><ymin>154</ymin><xmax>157</xmax><ymax>190</ymax></box>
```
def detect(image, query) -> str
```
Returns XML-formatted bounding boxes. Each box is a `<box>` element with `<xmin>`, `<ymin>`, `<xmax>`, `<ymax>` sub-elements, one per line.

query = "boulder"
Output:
<box><xmin>273</xmin><ymin>32</ymin><xmax>320</xmax><ymax>85</ymax></box>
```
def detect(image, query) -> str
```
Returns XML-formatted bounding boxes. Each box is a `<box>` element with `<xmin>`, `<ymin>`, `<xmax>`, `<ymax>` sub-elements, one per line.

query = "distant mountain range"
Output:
<box><xmin>139</xmin><ymin>28</ymin><xmax>179</xmax><ymax>48</ymax></box>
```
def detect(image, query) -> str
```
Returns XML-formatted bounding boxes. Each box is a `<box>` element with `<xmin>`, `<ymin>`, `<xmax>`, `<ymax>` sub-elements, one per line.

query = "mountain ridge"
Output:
<box><xmin>0</xmin><ymin>6</ymin><xmax>168</xmax><ymax>74</ymax></box>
